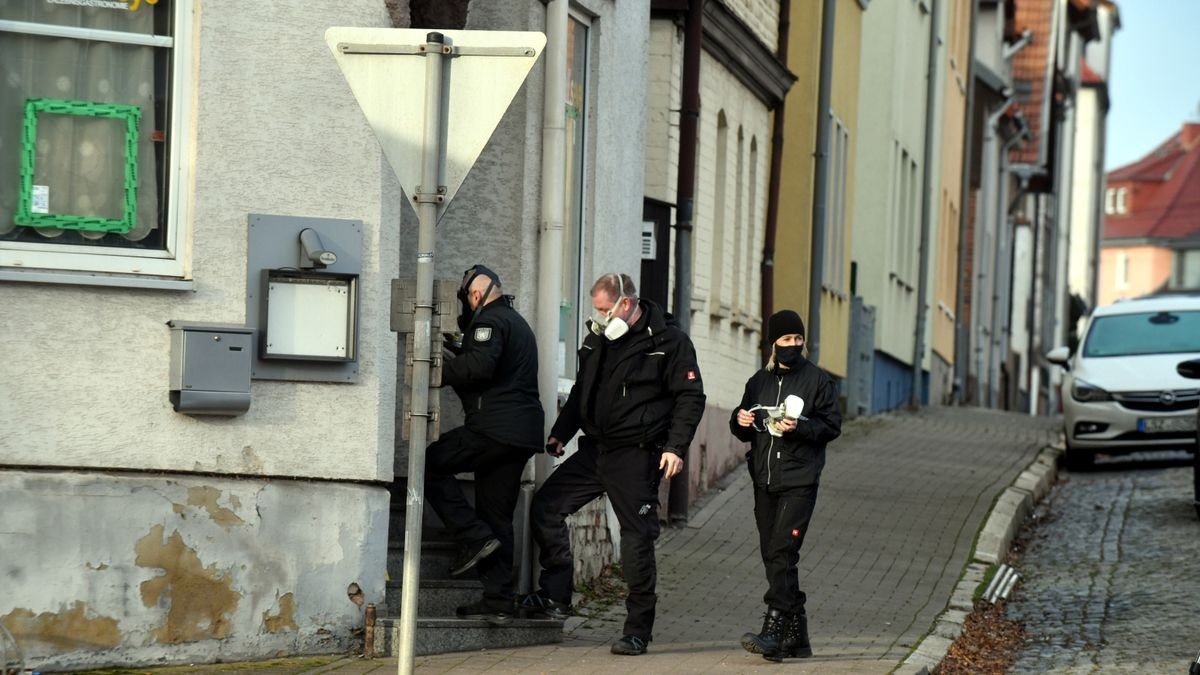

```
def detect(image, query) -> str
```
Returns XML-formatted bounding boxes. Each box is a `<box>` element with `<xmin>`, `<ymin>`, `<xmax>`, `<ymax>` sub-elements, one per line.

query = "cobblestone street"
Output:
<box><xmin>1009</xmin><ymin>451</ymin><xmax>1200</xmax><ymax>674</ymax></box>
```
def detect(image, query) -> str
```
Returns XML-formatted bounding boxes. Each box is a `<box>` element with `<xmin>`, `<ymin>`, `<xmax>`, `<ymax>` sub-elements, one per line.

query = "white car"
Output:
<box><xmin>1047</xmin><ymin>294</ymin><xmax>1200</xmax><ymax>468</ymax></box>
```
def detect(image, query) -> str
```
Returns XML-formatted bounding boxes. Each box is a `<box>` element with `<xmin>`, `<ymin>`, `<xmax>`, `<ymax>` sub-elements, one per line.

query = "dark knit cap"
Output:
<box><xmin>767</xmin><ymin>310</ymin><xmax>805</xmax><ymax>343</ymax></box>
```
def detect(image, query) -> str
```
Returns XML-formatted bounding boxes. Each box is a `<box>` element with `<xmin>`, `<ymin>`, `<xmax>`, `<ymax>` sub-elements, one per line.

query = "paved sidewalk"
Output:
<box><xmin>399</xmin><ymin>407</ymin><xmax>1053</xmax><ymax>673</ymax></box>
<box><xmin>143</xmin><ymin>407</ymin><xmax>1056</xmax><ymax>675</ymax></box>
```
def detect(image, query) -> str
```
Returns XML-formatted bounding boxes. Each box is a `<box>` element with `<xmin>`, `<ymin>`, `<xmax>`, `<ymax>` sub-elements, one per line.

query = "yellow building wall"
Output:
<box><xmin>774</xmin><ymin>0</ymin><xmax>863</xmax><ymax>380</ymax></box>
<box><xmin>933</xmin><ymin>0</ymin><xmax>972</xmax><ymax>365</ymax></box>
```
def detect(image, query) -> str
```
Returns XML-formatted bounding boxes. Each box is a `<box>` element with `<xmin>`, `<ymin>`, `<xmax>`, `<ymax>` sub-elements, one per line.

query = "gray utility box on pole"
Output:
<box><xmin>392</xmin><ymin>277</ymin><xmax>459</xmax><ymax>446</ymax></box>
<box><xmin>167</xmin><ymin>321</ymin><xmax>255</xmax><ymax>416</ymax></box>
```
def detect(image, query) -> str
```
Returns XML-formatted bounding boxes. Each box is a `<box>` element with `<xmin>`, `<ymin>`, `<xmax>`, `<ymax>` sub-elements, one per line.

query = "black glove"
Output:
<box><xmin>443</xmin><ymin>332</ymin><xmax>464</xmax><ymax>355</ymax></box>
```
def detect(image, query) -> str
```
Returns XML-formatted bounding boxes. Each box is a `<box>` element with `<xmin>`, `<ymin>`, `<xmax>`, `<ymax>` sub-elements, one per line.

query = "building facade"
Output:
<box><xmin>1099</xmin><ymin>122</ymin><xmax>1200</xmax><ymax>306</ymax></box>
<box><xmin>0</xmin><ymin>0</ymin><xmax>652</xmax><ymax>667</ymax></box>
<box><xmin>1</xmin><ymin>2</ymin><xmax>398</xmax><ymax>668</ymax></box>
<box><xmin>645</xmin><ymin>0</ymin><xmax>791</xmax><ymax>495</ymax></box>
<box><xmin>850</xmin><ymin>0</ymin><xmax>934</xmax><ymax>413</ymax></box>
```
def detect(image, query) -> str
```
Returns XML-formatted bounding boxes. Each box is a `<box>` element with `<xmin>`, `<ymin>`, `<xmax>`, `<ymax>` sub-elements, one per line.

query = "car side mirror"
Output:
<box><xmin>1046</xmin><ymin>346</ymin><xmax>1071</xmax><ymax>368</ymax></box>
<box><xmin>1177</xmin><ymin>359</ymin><xmax>1200</xmax><ymax>380</ymax></box>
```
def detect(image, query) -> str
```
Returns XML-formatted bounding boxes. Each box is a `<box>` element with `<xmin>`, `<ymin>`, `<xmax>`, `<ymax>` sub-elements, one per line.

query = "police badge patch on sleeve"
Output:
<box><xmin>473</xmin><ymin>327</ymin><xmax>493</xmax><ymax>342</ymax></box>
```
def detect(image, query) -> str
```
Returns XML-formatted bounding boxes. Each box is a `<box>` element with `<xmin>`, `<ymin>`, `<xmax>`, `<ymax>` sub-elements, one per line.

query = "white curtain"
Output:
<box><xmin>1</xmin><ymin>0</ymin><xmax>164</xmax><ymax>244</ymax></box>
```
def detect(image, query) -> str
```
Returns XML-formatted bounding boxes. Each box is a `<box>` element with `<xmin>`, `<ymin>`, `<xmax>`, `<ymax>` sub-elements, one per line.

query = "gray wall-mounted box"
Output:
<box><xmin>247</xmin><ymin>214</ymin><xmax>363</xmax><ymax>383</ymax></box>
<box><xmin>168</xmin><ymin>321</ymin><xmax>254</xmax><ymax>416</ymax></box>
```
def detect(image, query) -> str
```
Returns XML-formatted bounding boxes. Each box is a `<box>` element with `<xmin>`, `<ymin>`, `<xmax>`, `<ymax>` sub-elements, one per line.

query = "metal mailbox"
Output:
<box><xmin>168</xmin><ymin>321</ymin><xmax>254</xmax><ymax>416</ymax></box>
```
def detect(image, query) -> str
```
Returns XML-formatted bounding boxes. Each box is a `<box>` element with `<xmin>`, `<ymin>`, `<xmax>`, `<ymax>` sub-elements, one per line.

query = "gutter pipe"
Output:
<box><xmin>912</xmin><ymin>0</ymin><xmax>941</xmax><ymax>407</ymax></box>
<box><xmin>987</xmin><ymin>123</ymin><xmax>1029</xmax><ymax>407</ymax></box>
<box><xmin>807</xmin><ymin>0</ymin><xmax>836</xmax><ymax>366</ymax></box>
<box><xmin>953</xmin><ymin>0</ymin><xmax>980</xmax><ymax>406</ymax></box>
<box><xmin>667</xmin><ymin>0</ymin><xmax>703</xmax><ymax>525</ymax></box>
<box><xmin>530</xmin><ymin>0</ymin><xmax>568</xmax><ymax>590</ymax></box>
<box><xmin>760</xmin><ymin>0</ymin><xmax>791</xmax><ymax>361</ymax></box>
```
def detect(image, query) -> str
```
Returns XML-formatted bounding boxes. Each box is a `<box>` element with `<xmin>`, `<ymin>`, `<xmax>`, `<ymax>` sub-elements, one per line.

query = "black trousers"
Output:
<box><xmin>424</xmin><ymin>426</ymin><xmax>533</xmax><ymax>604</ymax></box>
<box><xmin>531</xmin><ymin>438</ymin><xmax>663</xmax><ymax>640</ymax></box>
<box><xmin>753</xmin><ymin>484</ymin><xmax>819</xmax><ymax>614</ymax></box>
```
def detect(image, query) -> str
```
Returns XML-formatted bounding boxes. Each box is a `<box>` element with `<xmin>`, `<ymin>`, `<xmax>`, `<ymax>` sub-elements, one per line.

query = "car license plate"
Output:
<box><xmin>1138</xmin><ymin>415</ymin><xmax>1198</xmax><ymax>433</ymax></box>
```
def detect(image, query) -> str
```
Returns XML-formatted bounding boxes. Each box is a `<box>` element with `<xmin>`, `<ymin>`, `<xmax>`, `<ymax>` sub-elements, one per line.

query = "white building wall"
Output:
<box><xmin>645</xmin><ymin>20</ymin><xmax>683</xmax><ymax>206</ymax></box>
<box><xmin>585</xmin><ymin>0</ymin><xmax>650</xmax><ymax>280</ymax></box>
<box><xmin>690</xmin><ymin>49</ymin><xmax>771</xmax><ymax>410</ymax></box>
<box><xmin>724</xmin><ymin>0</ymin><xmax>781</xmax><ymax>53</ymax></box>
<box><xmin>1069</xmin><ymin>88</ymin><xmax>1100</xmax><ymax>307</ymax></box>
<box><xmin>0</xmin><ymin>1</ymin><xmax>397</xmax><ymax>483</ymax></box>
<box><xmin>0</xmin><ymin>1</ymin><xmax>395</xmax><ymax>668</ymax></box>
<box><xmin>851</xmin><ymin>0</ymin><xmax>931</xmax><ymax>365</ymax></box>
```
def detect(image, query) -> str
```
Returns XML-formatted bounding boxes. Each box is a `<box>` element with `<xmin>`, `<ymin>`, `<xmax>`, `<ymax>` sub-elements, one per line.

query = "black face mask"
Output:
<box><xmin>776</xmin><ymin>345</ymin><xmax>805</xmax><ymax>369</ymax></box>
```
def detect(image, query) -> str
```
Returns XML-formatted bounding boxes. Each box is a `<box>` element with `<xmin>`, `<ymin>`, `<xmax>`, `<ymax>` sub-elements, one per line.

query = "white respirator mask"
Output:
<box><xmin>589</xmin><ymin>276</ymin><xmax>632</xmax><ymax>341</ymax></box>
<box><xmin>749</xmin><ymin>395</ymin><xmax>806</xmax><ymax>437</ymax></box>
<box><xmin>590</xmin><ymin>301</ymin><xmax>631</xmax><ymax>341</ymax></box>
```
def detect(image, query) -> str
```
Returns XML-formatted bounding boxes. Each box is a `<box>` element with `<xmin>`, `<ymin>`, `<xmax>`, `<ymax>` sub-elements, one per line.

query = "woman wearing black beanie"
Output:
<box><xmin>730</xmin><ymin>310</ymin><xmax>843</xmax><ymax>662</ymax></box>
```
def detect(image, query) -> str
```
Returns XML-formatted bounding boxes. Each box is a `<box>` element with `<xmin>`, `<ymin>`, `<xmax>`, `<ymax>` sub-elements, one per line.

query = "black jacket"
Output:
<box><xmin>729</xmin><ymin>359</ymin><xmax>842</xmax><ymax>491</ymax></box>
<box><xmin>551</xmin><ymin>300</ymin><xmax>706</xmax><ymax>455</ymax></box>
<box><xmin>442</xmin><ymin>297</ymin><xmax>544</xmax><ymax>450</ymax></box>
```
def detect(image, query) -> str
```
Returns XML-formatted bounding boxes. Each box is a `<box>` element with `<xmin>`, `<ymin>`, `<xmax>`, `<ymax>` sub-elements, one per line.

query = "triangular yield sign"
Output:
<box><xmin>326</xmin><ymin>27</ymin><xmax>545</xmax><ymax>222</ymax></box>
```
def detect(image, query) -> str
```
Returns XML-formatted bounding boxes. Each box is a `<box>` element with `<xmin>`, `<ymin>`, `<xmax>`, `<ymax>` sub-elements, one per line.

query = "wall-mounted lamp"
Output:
<box><xmin>299</xmin><ymin>227</ymin><xmax>338</xmax><ymax>269</ymax></box>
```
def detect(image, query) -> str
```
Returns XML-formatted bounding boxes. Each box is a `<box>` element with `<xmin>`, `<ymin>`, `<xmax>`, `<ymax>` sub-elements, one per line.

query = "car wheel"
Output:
<box><xmin>1064</xmin><ymin>442</ymin><xmax>1094</xmax><ymax>471</ymax></box>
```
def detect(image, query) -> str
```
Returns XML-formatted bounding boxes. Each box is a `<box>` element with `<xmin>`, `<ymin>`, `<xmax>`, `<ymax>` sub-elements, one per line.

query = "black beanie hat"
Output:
<box><xmin>767</xmin><ymin>310</ymin><xmax>805</xmax><ymax>344</ymax></box>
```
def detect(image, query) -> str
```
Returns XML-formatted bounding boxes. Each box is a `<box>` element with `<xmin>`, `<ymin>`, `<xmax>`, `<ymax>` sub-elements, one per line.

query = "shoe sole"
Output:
<box><xmin>523</xmin><ymin>610</ymin><xmax>570</xmax><ymax>621</ymax></box>
<box><xmin>760</xmin><ymin>647</ymin><xmax>813</xmax><ymax>662</ymax></box>
<box><xmin>740</xmin><ymin>634</ymin><xmax>766</xmax><ymax>654</ymax></box>
<box><xmin>609</xmin><ymin>638</ymin><xmax>648</xmax><ymax>653</ymax></box>
<box><xmin>449</xmin><ymin>539</ymin><xmax>501</xmax><ymax>577</ymax></box>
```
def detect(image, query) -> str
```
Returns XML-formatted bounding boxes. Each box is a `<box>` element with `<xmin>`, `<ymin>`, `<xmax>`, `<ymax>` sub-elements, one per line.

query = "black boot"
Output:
<box><xmin>740</xmin><ymin>607</ymin><xmax>786</xmax><ymax>656</ymax></box>
<box><xmin>780</xmin><ymin>611</ymin><xmax>812</xmax><ymax>658</ymax></box>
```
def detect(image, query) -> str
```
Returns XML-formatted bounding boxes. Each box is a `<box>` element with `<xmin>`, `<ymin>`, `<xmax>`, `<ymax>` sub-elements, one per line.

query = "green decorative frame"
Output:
<box><xmin>14</xmin><ymin>98</ymin><xmax>141</xmax><ymax>233</ymax></box>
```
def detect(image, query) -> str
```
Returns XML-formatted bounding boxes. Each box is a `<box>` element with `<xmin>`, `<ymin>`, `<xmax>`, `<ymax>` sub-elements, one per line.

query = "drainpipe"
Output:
<box><xmin>667</xmin><ymin>0</ymin><xmax>702</xmax><ymax>525</ymax></box>
<box><xmin>912</xmin><ymin>0</ymin><xmax>941</xmax><ymax>407</ymax></box>
<box><xmin>761</xmin><ymin>0</ymin><xmax>791</xmax><ymax>362</ymax></box>
<box><xmin>530</xmin><ymin>0</ymin><xmax>568</xmax><ymax>592</ymax></box>
<box><xmin>1047</xmin><ymin>33</ymin><xmax>1081</xmax><ymax>415</ymax></box>
<box><xmin>953</xmin><ymin>0</ymin><xmax>980</xmax><ymax>406</ymax></box>
<box><xmin>807</xmin><ymin>0</ymin><xmax>836</xmax><ymax>366</ymax></box>
<box><xmin>972</xmin><ymin>31</ymin><xmax>1030</xmax><ymax>405</ymax></box>
<box><xmin>973</xmin><ymin>100</ymin><xmax>1009</xmax><ymax>405</ymax></box>
<box><xmin>1002</xmin><ymin>166</ymin><xmax>1034</xmax><ymax>411</ymax></box>
<box><xmin>987</xmin><ymin>126</ymin><xmax>1028</xmax><ymax>408</ymax></box>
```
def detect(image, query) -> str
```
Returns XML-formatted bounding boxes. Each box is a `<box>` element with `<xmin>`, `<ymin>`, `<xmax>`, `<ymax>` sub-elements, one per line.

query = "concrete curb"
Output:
<box><xmin>893</xmin><ymin>443</ymin><xmax>1064</xmax><ymax>675</ymax></box>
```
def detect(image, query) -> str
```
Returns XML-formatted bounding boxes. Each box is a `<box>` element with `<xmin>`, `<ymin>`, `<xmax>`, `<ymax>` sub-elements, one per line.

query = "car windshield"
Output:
<box><xmin>1083</xmin><ymin>310</ymin><xmax>1200</xmax><ymax>358</ymax></box>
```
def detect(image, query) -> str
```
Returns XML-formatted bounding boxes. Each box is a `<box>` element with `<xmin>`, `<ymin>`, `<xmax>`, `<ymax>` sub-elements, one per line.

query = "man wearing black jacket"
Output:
<box><xmin>424</xmin><ymin>264</ymin><xmax>543</xmax><ymax>623</ymax></box>
<box><xmin>526</xmin><ymin>273</ymin><xmax>706</xmax><ymax>656</ymax></box>
<box><xmin>731</xmin><ymin>310</ymin><xmax>841</xmax><ymax>661</ymax></box>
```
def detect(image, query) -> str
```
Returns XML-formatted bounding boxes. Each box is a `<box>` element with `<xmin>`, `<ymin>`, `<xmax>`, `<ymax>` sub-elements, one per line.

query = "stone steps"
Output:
<box><xmin>372</xmin><ymin>616</ymin><xmax>564</xmax><ymax>657</ymax></box>
<box><xmin>378</xmin><ymin>476</ymin><xmax>562</xmax><ymax>657</ymax></box>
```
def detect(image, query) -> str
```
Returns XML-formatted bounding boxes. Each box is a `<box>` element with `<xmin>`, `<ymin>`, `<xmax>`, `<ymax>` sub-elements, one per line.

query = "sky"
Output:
<box><xmin>1104</xmin><ymin>0</ymin><xmax>1200</xmax><ymax>170</ymax></box>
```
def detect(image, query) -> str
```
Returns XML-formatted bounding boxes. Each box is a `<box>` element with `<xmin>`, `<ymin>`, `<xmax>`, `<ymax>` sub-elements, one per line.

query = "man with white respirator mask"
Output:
<box><xmin>524</xmin><ymin>272</ymin><xmax>706</xmax><ymax>656</ymax></box>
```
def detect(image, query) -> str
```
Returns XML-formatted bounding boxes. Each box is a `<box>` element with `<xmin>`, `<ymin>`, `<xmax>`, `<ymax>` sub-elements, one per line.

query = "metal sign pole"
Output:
<box><xmin>397</xmin><ymin>31</ymin><xmax>447</xmax><ymax>675</ymax></box>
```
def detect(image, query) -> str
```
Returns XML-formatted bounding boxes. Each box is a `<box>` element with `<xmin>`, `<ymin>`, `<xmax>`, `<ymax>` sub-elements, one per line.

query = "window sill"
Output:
<box><xmin>0</xmin><ymin>268</ymin><xmax>195</xmax><ymax>291</ymax></box>
<box><xmin>709</xmin><ymin>301</ymin><xmax>733</xmax><ymax>320</ymax></box>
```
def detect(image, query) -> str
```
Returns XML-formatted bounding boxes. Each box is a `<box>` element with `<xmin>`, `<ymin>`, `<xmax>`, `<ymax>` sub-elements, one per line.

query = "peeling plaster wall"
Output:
<box><xmin>0</xmin><ymin>471</ymin><xmax>387</xmax><ymax>670</ymax></box>
<box><xmin>0</xmin><ymin>1</ymin><xmax>397</xmax><ymax>484</ymax></box>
